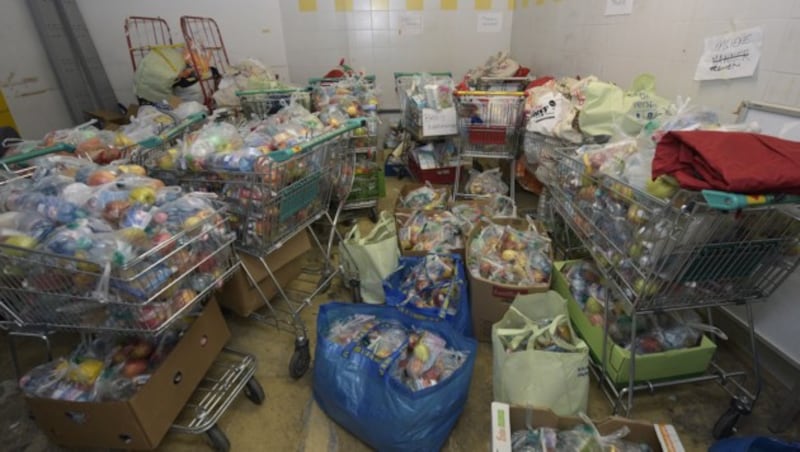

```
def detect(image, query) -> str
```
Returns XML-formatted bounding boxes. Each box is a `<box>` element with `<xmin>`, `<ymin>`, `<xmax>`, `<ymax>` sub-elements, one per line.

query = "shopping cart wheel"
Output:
<box><xmin>289</xmin><ymin>337</ymin><xmax>311</xmax><ymax>379</ymax></box>
<box><xmin>206</xmin><ymin>424</ymin><xmax>230</xmax><ymax>452</ymax></box>
<box><xmin>368</xmin><ymin>208</ymin><xmax>378</xmax><ymax>223</ymax></box>
<box><xmin>243</xmin><ymin>377</ymin><xmax>265</xmax><ymax>405</ymax></box>
<box><xmin>713</xmin><ymin>397</ymin><xmax>748</xmax><ymax>439</ymax></box>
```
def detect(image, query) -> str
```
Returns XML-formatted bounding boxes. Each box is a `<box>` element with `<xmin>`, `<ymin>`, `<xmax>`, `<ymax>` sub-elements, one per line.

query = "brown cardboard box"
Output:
<box><xmin>491</xmin><ymin>402</ymin><xmax>683</xmax><ymax>452</ymax></box>
<box><xmin>467</xmin><ymin>218</ymin><xmax>551</xmax><ymax>342</ymax></box>
<box><xmin>26</xmin><ymin>299</ymin><xmax>230</xmax><ymax>450</ymax></box>
<box><xmin>218</xmin><ymin>230</ymin><xmax>312</xmax><ymax>317</ymax></box>
<box><xmin>393</xmin><ymin>182</ymin><xmax>451</xmax><ymax>216</ymax></box>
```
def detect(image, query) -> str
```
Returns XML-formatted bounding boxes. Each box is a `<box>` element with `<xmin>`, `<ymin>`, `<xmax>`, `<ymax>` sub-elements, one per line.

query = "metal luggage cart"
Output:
<box><xmin>544</xmin><ymin>145</ymin><xmax>800</xmax><ymax>438</ymax></box>
<box><xmin>124</xmin><ymin>16</ymin><xmax>174</xmax><ymax>72</ymax></box>
<box><xmin>452</xmin><ymin>90</ymin><xmax>525</xmax><ymax>201</ymax></box>
<box><xmin>180</xmin><ymin>16</ymin><xmax>230</xmax><ymax>108</ymax></box>
<box><xmin>235</xmin><ymin>87</ymin><xmax>312</xmax><ymax>119</ymax></box>
<box><xmin>135</xmin><ymin>120</ymin><xmax>364</xmax><ymax>379</ymax></box>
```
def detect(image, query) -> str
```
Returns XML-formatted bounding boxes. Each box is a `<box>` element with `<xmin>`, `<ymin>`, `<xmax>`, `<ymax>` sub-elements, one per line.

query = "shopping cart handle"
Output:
<box><xmin>455</xmin><ymin>90</ymin><xmax>525</xmax><ymax>96</ymax></box>
<box><xmin>148</xmin><ymin>111</ymin><xmax>207</xmax><ymax>146</ymax></box>
<box><xmin>235</xmin><ymin>86</ymin><xmax>311</xmax><ymax>96</ymax></box>
<box><xmin>0</xmin><ymin>142</ymin><xmax>76</xmax><ymax>166</ymax></box>
<box><xmin>701</xmin><ymin>189</ymin><xmax>800</xmax><ymax>210</ymax></box>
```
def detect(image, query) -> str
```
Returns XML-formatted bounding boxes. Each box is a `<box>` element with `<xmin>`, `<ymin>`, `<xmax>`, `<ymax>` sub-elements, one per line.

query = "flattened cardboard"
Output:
<box><xmin>467</xmin><ymin>218</ymin><xmax>551</xmax><ymax>342</ymax></box>
<box><xmin>26</xmin><ymin>299</ymin><xmax>230</xmax><ymax>450</ymax></box>
<box><xmin>492</xmin><ymin>403</ymin><xmax>684</xmax><ymax>452</ymax></box>
<box><xmin>218</xmin><ymin>230</ymin><xmax>311</xmax><ymax>317</ymax></box>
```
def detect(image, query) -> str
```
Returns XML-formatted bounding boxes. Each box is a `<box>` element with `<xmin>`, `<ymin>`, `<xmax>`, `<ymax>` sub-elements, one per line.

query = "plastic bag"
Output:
<box><xmin>313</xmin><ymin>302</ymin><xmax>476</xmax><ymax>452</ymax></box>
<box><xmin>399</xmin><ymin>183</ymin><xmax>448</xmax><ymax>210</ymax></box>
<box><xmin>468</xmin><ymin>222</ymin><xmax>552</xmax><ymax>286</ymax></box>
<box><xmin>398</xmin><ymin>211</ymin><xmax>467</xmax><ymax>253</ymax></box>
<box><xmin>465</xmin><ymin>168</ymin><xmax>509</xmax><ymax>195</ymax></box>
<box><xmin>383</xmin><ymin>253</ymin><xmax>472</xmax><ymax>336</ymax></box>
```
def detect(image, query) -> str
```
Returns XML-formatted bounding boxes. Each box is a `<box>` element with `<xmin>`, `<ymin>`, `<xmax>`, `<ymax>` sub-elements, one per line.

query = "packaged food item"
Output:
<box><xmin>398</xmin><ymin>211</ymin><xmax>468</xmax><ymax>253</ymax></box>
<box><xmin>468</xmin><ymin>222</ymin><xmax>552</xmax><ymax>286</ymax></box>
<box><xmin>465</xmin><ymin>168</ymin><xmax>509</xmax><ymax>196</ymax></box>
<box><xmin>399</xmin><ymin>184</ymin><xmax>448</xmax><ymax>210</ymax></box>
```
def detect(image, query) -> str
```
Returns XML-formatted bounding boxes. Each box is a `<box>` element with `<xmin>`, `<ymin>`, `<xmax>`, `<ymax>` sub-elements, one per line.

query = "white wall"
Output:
<box><xmin>511</xmin><ymin>0</ymin><xmax>800</xmax><ymax>122</ymax></box>
<box><xmin>76</xmin><ymin>0</ymin><xmax>290</xmax><ymax>106</ymax></box>
<box><xmin>280</xmin><ymin>0</ymin><xmax>514</xmax><ymax>109</ymax></box>
<box><xmin>0</xmin><ymin>0</ymin><xmax>73</xmax><ymax>137</ymax></box>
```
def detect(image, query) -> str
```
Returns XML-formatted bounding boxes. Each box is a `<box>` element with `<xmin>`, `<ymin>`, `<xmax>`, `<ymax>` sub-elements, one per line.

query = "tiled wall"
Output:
<box><xmin>510</xmin><ymin>0</ymin><xmax>800</xmax><ymax>121</ymax></box>
<box><xmin>281</xmin><ymin>0</ymin><xmax>515</xmax><ymax>108</ymax></box>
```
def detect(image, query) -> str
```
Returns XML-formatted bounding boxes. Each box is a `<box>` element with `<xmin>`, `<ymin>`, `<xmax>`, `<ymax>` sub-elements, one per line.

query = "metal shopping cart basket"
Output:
<box><xmin>394</xmin><ymin>72</ymin><xmax>455</xmax><ymax>140</ymax></box>
<box><xmin>236</xmin><ymin>87</ymin><xmax>312</xmax><ymax>119</ymax></box>
<box><xmin>544</xmin><ymin>144</ymin><xmax>800</xmax><ymax>437</ymax></box>
<box><xmin>134</xmin><ymin>119</ymin><xmax>364</xmax><ymax>378</ymax></box>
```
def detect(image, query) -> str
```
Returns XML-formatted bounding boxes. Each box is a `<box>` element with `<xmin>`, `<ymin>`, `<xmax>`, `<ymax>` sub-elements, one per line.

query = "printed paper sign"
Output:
<box><xmin>422</xmin><ymin>107</ymin><xmax>457</xmax><ymax>136</ymax></box>
<box><xmin>478</xmin><ymin>12</ymin><xmax>503</xmax><ymax>33</ymax></box>
<box><xmin>695</xmin><ymin>27</ymin><xmax>763</xmax><ymax>81</ymax></box>
<box><xmin>399</xmin><ymin>12</ymin><xmax>423</xmax><ymax>35</ymax></box>
<box><xmin>605</xmin><ymin>0</ymin><xmax>633</xmax><ymax>16</ymax></box>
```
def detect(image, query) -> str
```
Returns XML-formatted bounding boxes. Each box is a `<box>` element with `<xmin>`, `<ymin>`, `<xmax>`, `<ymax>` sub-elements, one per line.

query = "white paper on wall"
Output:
<box><xmin>695</xmin><ymin>27</ymin><xmax>763</xmax><ymax>81</ymax></box>
<box><xmin>399</xmin><ymin>12</ymin><xmax>423</xmax><ymax>36</ymax></box>
<box><xmin>604</xmin><ymin>0</ymin><xmax>634</xmax><ymax>16</ymax></box>
<box><xmin>477</xmin><ymin>12</ymin><xmax>503</xmax><ymax>33</ymax></box>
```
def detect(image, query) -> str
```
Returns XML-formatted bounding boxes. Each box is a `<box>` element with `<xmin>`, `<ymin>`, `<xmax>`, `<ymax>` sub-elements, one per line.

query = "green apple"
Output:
<box><xmin>129</xmin><ymin>186</ymin><xmax>157</xmax><ymax>205</ymax></box>
<box><xmin>3</xmin><ymin>235</ymin><xmax>38</xmax><ymax>257</ymax></box>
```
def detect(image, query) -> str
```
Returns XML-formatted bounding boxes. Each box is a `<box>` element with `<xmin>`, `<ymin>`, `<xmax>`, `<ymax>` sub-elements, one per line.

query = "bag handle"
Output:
<box><xmin>496</xmin><ymin>309</ymin><xmax>580</xmax><ymax>353</ymax></box>
<box><xmin>526</xmin><ymin>314</ymin><xmax>580</xmax><ymax>353</ymax></box>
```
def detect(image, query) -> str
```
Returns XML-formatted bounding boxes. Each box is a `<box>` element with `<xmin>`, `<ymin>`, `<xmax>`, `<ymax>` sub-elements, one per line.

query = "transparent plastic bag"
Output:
<box><xmin>465</xmin><ymin>168</ymin><xmax>509</xmax><ymax>195</ymax></box>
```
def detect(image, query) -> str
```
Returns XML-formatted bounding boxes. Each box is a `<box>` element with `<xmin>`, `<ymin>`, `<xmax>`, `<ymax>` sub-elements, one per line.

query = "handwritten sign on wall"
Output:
<box><xmin>695</xmin><ymin>27</ymin><xmax>763</xmax><ymax>81</ymax></box>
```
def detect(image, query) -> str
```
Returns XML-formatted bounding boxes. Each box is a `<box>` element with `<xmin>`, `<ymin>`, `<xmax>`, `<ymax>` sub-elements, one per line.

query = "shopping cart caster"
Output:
<box><xmin>206</xmin><ymin>424</ymin><xmax>230</xmax><ymax>452</ymax></box>
<box><xmin>713</xmin><ymin>397</ymin><xmax>751</xmax><ymax>439</ymax></box>
<box><xmin>289</xmin><ymin>337</ymin><xmax>311</xmax><ymax>379</ymax></box>
<box><xmin>243</xmin><ymin>377</ymin><xmax>265</xmax><ymax>405</ymax></box>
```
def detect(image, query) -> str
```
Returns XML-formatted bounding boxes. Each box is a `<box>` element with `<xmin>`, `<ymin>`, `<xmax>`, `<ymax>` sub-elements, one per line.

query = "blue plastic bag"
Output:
<box><xmin>382</xmin><ymin>253</ymin><xmax>473</xmax><ymax>337</ymax></box>
<box><xmin>710</xmin><ymin>436</ymin><xmax>800</xmax><ymax>452</ymax></box>
<box><xmin>313</xmin><ymin>302</ymin><xmax>477</xmax><ymax>452</ymax></box>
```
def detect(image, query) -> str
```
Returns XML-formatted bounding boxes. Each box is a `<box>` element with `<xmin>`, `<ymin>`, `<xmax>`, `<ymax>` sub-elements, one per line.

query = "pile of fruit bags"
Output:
<box><xmin>468</xmin><ymin>222</ymin><xmax>552</xmax><ymax>286</ymax></box>
<box><xmin>562</xmin><ymin>260</ymin><xmax>711</xmax><ymax>354</ymax></box>
<box><xmin>312</xmin><ymin>73</ymin><xmax>379</xmax><ymax>113</ymax></box>
<box><xmin>399</xmin><ymin>210</ymin><xmax>466</xmax><ymax>254</ymax></box>
<box><xmin>20</xmin><ymin>320</ymin><xmax>191</xmax><ymax>402</ymax></box>
<box><xmin>213</xmin><ymin>58</ymin><xmax>301</xmax><ymax>107</ymax></box>
<box><xmin>465</xmin><ymin>168</ymin><xmax>509</xmax><ymax>195</ymax></box>
<box><xmin>404</xmin><ymin>74</ymin><xmax>455</xmax><ymax>111</ymax></box>
<box><xmin>0</xmin><ymin>156</ymin><xmax>233</xmax><ymax>327</ymax></box>
<box><xmin>398</xmin><ymin>184</ymin><xmax>449</xmax><ymax>210</ymax></box>
<box><xmin>326</xmin><ymin>314</ymin><xmax>469</xmax><ymax>392</ymax></box>
<box><xmin>392</xmin><ymin>254</ymin><xmax>461</xmax><ymax>315</ymax></box>
<box><xmin>511</xmin><ymin>422</ymin><xmax>652</xmax><ymax>452</ymax></box>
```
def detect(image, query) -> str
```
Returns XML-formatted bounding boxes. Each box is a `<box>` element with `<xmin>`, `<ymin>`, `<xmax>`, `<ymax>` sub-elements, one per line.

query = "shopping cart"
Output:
<box><xmin>473</xmin><ymin>76</ymin><xmax>530</xmax><ymax>92</ymax></box>
<box><xmin>124</xmin><ymin>16</ymin><xmax>174</xmax><ymax>72</ymax></box>
<box><xmin>134</xmin><ymin>119</ymin><xmax>364</xmax><ymax>378</ymax></box>
<box><xmin>544</xmin><ymin>144</ymin><xmax>800</xmax><ymax>437</ymax></box>
<box><xmin>394</xmin><ymin>72</ymin><xmax>454</xmax><ymax>140</ymax></box>
<box><xmin>180</xmin><ymin>16</ymin><xmax>230</xmax><ymax>108</ymax></box>
<box><xmin>452</xmin><ymin>90</ymin><xmax>525</xmax><ymax>200</ymax></box>
<box><xmin>236</xmin><ymin>87</ymin><xmax>312</xmax><ymax>119</ymax></box>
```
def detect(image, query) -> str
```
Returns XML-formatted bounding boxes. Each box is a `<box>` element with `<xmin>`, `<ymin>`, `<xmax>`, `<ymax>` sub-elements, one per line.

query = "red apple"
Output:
<box><xmin>86</xmin><ymin>169</ymin><xmax>118</xmax><ymax>186</ymax></box>
<box><xmin>129</xmin><ymin>341</ymin><xmax>154</xmax><ymax>360</ymax></box>
<box><xmin>122</xmin><ymin>358</ymin><xmax>149</xmax><ymax>378</ymax></box>
<box><xmin>151</xmin><ymin>231</ymin><xmax>175</xmax><ymax>256</ymax></box>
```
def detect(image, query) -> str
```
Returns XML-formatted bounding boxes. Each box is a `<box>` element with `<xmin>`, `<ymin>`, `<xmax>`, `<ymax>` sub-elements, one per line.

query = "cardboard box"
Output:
<box><xmin>491</xmin><ymin>402</ymin><xmax>685</xmax><ymax>452</ymax></box>
<box><xmin>26</xmin><ymin>299</ymin><xmax>230</xmax><ymax>450</ymax></box>
<box><xmin>393</xmin><ymin>182</ymin><xmax>451</xmax><ymax>216</ymax></box>
<box><xmin>467</xmin><ymin>218</ymin><xmax>552</xmax><ymax>342</ymax></box>
<box><xmin>551</xmin><ymin>261</ymin><xmax>717</xmax><ymax>384</ymax></box>
<box><xmin>218</xmin><ymin>230</ymin><xmax>311</xmax><ymax>317</ymax></box>
<box><xmin>394</xmin><ymin>209</ymin><xmax>467</xmax><ymax>258</ymax></box>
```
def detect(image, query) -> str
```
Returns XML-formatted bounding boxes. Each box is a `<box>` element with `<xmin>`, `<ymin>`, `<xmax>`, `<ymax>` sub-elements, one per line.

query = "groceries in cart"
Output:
<box><xmin>403</xmin><ymin>73</ymin><xmax>455</xmax><ymax>111</ymax></box>
<box><xmin>314</xmin><ymin>303</ymin><xmax>475</xmax><ymax>451</ymax></box>
<box><xmin>562</xmin><ymin>260</ymin><xmax>717</xmax><ymax>354</ymax></box>
<box><xmin>465</xmin><ymin>168</ymin><xmax>509</xmax><ymax>195</ymax></box>
<box><xmin>398</xmin><ymin>183</ymin><xmax>449</xmax><ymax>210</ymax></box>
<box><xmin>398</xmin><ymin>210</ymin><xmax>468</xmax><ymax>254</ymax></box>
<box><xmin>510</xmin><ymin>423</ymin><xmax>653</xmax><ymax>452</ymax></box>
<box><xmin>213</xmin><ymin>58</ymin><xmax>297</xmax><ymax>106</ymax></box>
<box><xmin>468</xmin><ymin>222</ymin><xmax>552</xmax><ymax>286</ymax></box>
<box><xmin>19</xmin><ymin>318</ymin><xmax>192</xmax><ymax>402</ymax></box>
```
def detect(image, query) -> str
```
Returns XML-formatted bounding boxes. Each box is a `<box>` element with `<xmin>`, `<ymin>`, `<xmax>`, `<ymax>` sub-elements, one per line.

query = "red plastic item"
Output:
<box><xmin>467</xmin><ymin>126</ymin><xmax>507</xmax><ymax>145</ymax></box>
<box><xmin>407</xmin><ymin>152</ymin><xmax>464</xmax><ymax>185</ymax></box>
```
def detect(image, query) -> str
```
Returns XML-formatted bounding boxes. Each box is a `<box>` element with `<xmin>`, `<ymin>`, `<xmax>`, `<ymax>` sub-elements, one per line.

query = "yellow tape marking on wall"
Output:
<box><xmin>299</xmin><ymin>0</ymin><xmax>317</xmax><ymax>12</ymax></box>
<box><xmin>407</xmin><ymin>0</ymin><xmax>424</xmax><ymax>10</ymax></box>
<box><xmin>441</xmin><ymin>0</ymin><xmax>457</xmax><ymax>9</ymax></box>
<box><xmin>373</xmin><ymin>0</ymin><xmax>389</xmax><ymax>10</ymax></box>
<box><xmin>475</xmin><ymin>0</ymin><xmax>492</xmax><ymax>10</ymax></box>
<box><xmin>508</xmin><ymin>0</ymin><xmax>515</xmax><ymax>9</ymax></box>
<box><xmin>335</xmin><ymin>0</ymin><xmax>353</xmax><ymax>12</ymax></box>
<box><xmin>0</xmin><ymin>90</ymin><xmax>17</xmax><ymax>131</ymax></box>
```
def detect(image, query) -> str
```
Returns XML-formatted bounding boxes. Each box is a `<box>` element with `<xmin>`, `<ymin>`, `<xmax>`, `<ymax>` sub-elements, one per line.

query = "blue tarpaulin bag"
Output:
<box><xmin>710</xmin><ymin>437</ymin><xmax>800</xmax><ymax>452</ymax></box>
<box><xmin>382</xmin><ymin>253</ymin><xmax>473</xmax><ymax>337</ymax></box>
<box><xmin>313</xmin><ymin>302</ymin><xmax>477</xmax><ymax>452</ymax></box>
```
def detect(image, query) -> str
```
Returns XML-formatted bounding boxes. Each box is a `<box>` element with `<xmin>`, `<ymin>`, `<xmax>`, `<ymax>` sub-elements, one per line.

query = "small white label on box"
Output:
<box><xmin>491</xmin><ymin>402</ymin><xmax>512</xmax><ymax>452</ymax></box>
<box><xmin>422</xmin><ymin>107</ymin><xmax>457</xmax><ymax>137</ymax></box>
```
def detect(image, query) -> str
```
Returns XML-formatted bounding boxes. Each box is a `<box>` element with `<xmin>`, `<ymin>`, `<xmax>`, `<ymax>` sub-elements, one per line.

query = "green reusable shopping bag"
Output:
<box><xmin>133</xmin><ymin>45</ymin><xmax>185</xmax><ymax>104</ymax></box>
<box><xmin>492</xmin><ymin>291</ymin><xmax>589</xmax><ymax>416</ymax></box>
<box><xmin>578</xmin><ymin>73</ymin><xmax>670</xmax><ymax>138</ymax></box>
<box><xmin>339</xmin><ymin>211</ymin><xmax>400</xmax><ymax>304</ymax></box>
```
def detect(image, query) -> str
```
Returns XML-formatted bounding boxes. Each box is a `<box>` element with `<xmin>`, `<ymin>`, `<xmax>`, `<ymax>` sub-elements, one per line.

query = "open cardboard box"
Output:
<box><xmin>393</xmin><ymin>182</ymin><xmax>451</xmax><ymax>216</ymax></box>
<box><xmin>551</xmin><ymin>261</ymin><xmax>717</xmax><ymax>384</ymax></box>
<box><xmin>491</xmin><ymin>402</ymin><xmax>685</xmax><ymax>452</ymax></box>
<box><xmin>25</xmin><ymin>298</ymin><xmax>230</xmax><ymax>450</ymax></box>
<box><xmin>467</xmin><ymin>218</ymin><xmax>552</xmax><ymax>342</ymax></box>
<box><xmin>218</xmin><ymin>230</ymin><xmax>311</xmax><ymax>317</ymax></box>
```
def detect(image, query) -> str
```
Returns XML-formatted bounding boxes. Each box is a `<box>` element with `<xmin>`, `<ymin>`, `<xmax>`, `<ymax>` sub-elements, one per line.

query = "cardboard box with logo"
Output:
<box><xmin>491</xmin><ymin>402</ymin><xmax>685</xmax><ymax>452</ymax></box>
<box><xmin>25</xmin><ymin>299</ymin><xmax>230</xmax><ymax>450</ymax></box>
<box><xmin>467</xmin><ymin>218</ymin><xmax>552</xmax><ymax>342</ymax></box>
<box><xmin>217</xmin><ymin>230</ymin><xmax>312</xmax><ymax>317</ymax></box>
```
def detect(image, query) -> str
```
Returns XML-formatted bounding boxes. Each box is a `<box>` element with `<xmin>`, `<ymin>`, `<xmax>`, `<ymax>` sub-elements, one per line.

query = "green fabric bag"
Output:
<box><xmin>133</xmin><ymin>45</ymin><xmax>185</xmax><ymax>104</ymax></box>
<box><xmin>578</xmin><ymin>73</ymin><xmax>670</xmax><ymax>138</ymax></box>
<box><xmin>492</xmin><ymin>291</ymin><xmax>589</xmax><ymax>416</ymax></box>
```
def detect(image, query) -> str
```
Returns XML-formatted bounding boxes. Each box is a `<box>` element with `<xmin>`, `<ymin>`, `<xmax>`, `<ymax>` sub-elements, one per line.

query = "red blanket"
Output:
<box><xmin>652</xmin><ymin>130</ymin><xmax>800</xmax><ymax>194</ymax></box>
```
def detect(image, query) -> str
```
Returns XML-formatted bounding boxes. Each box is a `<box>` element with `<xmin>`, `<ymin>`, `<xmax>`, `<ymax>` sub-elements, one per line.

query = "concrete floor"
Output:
<box><xmin>1</xmin><ymin>176</ymin><xmax>799</xmax><ymax>451</ymax></box>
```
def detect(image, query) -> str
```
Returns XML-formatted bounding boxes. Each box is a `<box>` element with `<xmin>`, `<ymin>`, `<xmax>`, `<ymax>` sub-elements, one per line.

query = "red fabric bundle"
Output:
<box><xmin>652</xmin><ymin>130</ymin><xmax>800</xmax><ymax>194</ymax></box>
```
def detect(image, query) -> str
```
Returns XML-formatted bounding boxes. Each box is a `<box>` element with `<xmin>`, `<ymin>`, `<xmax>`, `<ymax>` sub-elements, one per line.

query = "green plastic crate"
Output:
<box><xmin>348</xmin><ymin>172</ymin><xmax>380</xmax><ymax>201</ymax></box>
<box><xmin>552</xmin><ymin>261</ymin><xmax>717</xmax><ymax>385</ymax></box>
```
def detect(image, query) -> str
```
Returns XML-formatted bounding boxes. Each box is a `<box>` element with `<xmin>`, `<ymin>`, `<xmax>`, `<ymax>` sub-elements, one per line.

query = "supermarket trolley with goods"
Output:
<box><xmin>452</xmin><ymin>89</ymin><xmax>525</xmax><ymax>200</ymax></box>
<box><xmin>180</xmin><ymin>15</ymin><xmax>230</xmax><ymax>108</ymax></box>
<box><xmin>134</xmin><ymin>118</ymin><xmax>365</xmax><ymax>379</ymax></box>
<box><xmin>394</xmin><ymin>71</ymin><xmax>455</xmax><ymax>141</ymax></box>
<box><xmin>236</xmin><ymin>87</ymin><xmax>312</xmax><ymax>119</ymax></box>
<box><xmin>0</xmin><ymin>145</ymin><xmax>261</xmax><ymax>451</ymax></box>
<box><xmin>310</xmin><ymin>74</ymin><xmax>381</xmax><ymax>222</ymax></box>
<box><xmin>542</xmin><ymin>143</ymin><xmax>800</xmax><ymax>438</ymax></box>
